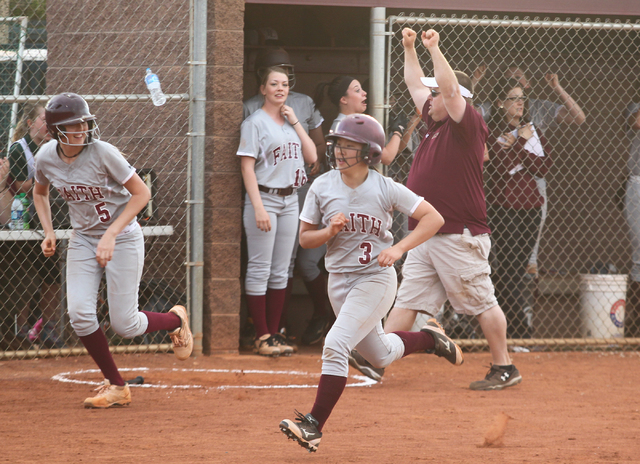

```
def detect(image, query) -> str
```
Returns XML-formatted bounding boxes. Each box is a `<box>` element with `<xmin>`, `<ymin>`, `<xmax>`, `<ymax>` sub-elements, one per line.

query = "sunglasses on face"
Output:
<box><xmin>430</xmin><ymin>89</ymin><xmax>441</xmax><ymax>98</ymax></box>
<box><xmin>505</xmin><ymin>96</ymin><xmax>527</xmax><ymax>102</ymax></box>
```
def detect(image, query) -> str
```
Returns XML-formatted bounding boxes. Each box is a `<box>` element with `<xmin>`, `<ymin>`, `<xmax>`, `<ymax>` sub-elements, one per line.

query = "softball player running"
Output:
<box><xmin>238</xmin><ymin>67</ymin><xmax>317</xmax><ymax>356</ymax></box>
<box><xmin>32</xmin><ymin>93</ymin><xmax>193</xmax><ymax>408</ymax></box>
<box><xmin>279</xmin><ymin>114</ymin><xmax>462</xmax><ymax>452</ymax></box>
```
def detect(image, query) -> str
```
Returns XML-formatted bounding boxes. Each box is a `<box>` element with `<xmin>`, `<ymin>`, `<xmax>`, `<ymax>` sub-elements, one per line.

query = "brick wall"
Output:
<box><xmin>46</xmin><ymin>0</ymin><xmax>245</xmax><ymax>353</ymax></box>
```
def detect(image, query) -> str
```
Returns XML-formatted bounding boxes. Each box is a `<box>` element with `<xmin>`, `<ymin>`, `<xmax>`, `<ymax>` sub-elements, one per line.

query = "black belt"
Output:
<box><xmin>258</xmin><ymin>185</ymin><xmax>295</xmax><ymax>196</ymax></box>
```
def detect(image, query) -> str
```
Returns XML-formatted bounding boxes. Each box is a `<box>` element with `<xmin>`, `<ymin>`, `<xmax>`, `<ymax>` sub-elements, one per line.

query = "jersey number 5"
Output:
<box><xmin>359</xmin><ymin>241</ymin><xmax>372</xmax><ymax>265</ymax></box>
<box><xmin>95</xmin><ymin>202</ymin><xmax>111</xmax><ymax>223</ymax></box>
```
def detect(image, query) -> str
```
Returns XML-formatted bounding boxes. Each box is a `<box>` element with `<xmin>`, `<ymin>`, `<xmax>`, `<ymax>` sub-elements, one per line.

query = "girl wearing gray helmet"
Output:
<box><xmin>279</xmin><ymin>114</ymin><xmax>461</xmax><ymax>452</ymax></box>
<box><xmin>32</xmin><ymin>93</ymin><xmax>193</xmax><ymax>408</ymax></box>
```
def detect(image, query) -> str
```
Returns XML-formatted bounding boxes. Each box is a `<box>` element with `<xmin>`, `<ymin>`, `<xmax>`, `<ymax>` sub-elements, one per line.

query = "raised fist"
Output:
<box><xmin>402</xmin><ymin>28</ymin><xmax>417</xmax><ymax>48</ymax></box>
<box><xmin>421</xmin><ymin>29</ymin><xmax>440</xmax><ymax>49</ymax></box>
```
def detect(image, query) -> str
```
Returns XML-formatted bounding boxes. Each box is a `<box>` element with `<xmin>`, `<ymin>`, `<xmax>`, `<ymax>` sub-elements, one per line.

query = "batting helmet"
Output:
<box><xmin>255</xmin><ymin>47</ymin><xmax>296</xmax><ymax>89</ymax></box>
<box><xmin>45</xmin><ymin>93</ymin><xmax>100</xmax><ymax>145</ymax></box>
<box><xmin>326</xmin><ymin>114</ymin><xmax>385</xmax><ymax>169</ymax></box>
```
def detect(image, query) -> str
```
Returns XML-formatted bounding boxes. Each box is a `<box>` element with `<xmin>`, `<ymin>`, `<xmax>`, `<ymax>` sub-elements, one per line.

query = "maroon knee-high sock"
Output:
<box><xmin>266</xmin><ymin>288</ymin><xmax>287</xmax><ymax>335</ymax></box>
<box><xmin>246</xmin><ymin>295</ymin><xmax>269</xmax><ymax>338</ymax></box>
<box><xmin>392</xmin><ymin>331</ymin><xmax>435</xmax><ymax>357</ymax></box>
<box><xmin>142</xmin><ymin>311</ymin><xmax>181</xmax><ymax>334</ymax></box>
<box><xmin>79</xmin><ymin>328</ymin><xmax>125</xmax><ymax>386</ymax></box>
<box><xmin>310</xmin><ymin>374</ymin><xmax>348</xmax><ymax>432</ymax></box>
<box><xmin>304</xmin><ymin>274</ymin><xmax>330</xmax><ymax>318</ymax></box>
<box><xmin>278</xmin><ymin>278</ymin><xmax>294</xmax><ymax>331</ymax></box>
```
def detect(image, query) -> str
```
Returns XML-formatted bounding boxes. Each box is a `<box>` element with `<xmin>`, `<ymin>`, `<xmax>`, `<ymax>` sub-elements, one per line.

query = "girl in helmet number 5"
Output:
<box><xmin>279</xmin><ymin>114</ymin><xmax>463</xmax><ymax>452</ymax></box>
<box><xmin>32</xmin><ymin>93</ymin><xmax>193</xmax><ymax>409</ymax></box>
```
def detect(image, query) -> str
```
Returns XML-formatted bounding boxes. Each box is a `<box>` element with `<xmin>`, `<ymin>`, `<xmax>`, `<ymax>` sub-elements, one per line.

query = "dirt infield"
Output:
<box><xmin>1</xmin><ymin>348</ymin><xmax>639</xmax><ymax>463</ymax></box>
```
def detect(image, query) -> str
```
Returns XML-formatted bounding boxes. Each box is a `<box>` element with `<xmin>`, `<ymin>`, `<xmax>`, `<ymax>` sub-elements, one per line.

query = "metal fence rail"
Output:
<box><xmin>386</xmin><ymin>14</ymin><xmax>640</xmax><ymax>351</ymax></box>
<box><xmin>0</xmin><ymin>1</ymin><xmax>195</xmax><ymax>359</ymax></box>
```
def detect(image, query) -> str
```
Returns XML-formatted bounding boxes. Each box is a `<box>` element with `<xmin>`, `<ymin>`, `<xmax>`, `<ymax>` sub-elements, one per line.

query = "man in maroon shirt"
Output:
<box><xmin>351</xmin><ymin>28</ymin><xmax>521</xmax><ymax>391</ymax></box>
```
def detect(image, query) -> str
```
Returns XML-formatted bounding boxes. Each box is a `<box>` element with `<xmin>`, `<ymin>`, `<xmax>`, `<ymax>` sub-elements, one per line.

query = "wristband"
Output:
<box><xmin>392</xmin><ymin>131</ymin><xmax>402</xmax><ymax>138</ymax></box>
<box><xmin>292</xmin><ymin>120</ymin><xmax>299</xmax><ymax>126</ymax></box>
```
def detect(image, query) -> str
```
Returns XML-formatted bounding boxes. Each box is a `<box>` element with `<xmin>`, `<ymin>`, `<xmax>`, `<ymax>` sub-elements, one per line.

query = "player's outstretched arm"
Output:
<box><xmin>32</xmin><ymin>180</ymin><xmax>56</xmax><ymax>257</ymax></box>
<box><xmin>377</xmin><ymin>200</ymin><xmax>443</xmax><ymax>268</ymax></box>
<box><xmin>299</xmin><ymin>213</ymin><xmax>348</xmax><ymax>249</ymax></box>
<box><xmin>403</xmin><ymin>28</ymin><xmax>430</xmax><ymax>113</ymax></box>
<box><xmin>422</xmin><ymin>30</ymin><xmax>466</xmax><ymax>123</ymax></box>
<box><xmin>95</xmin><ymin>173</ymin><xmax>151</xmax><ymax>267</ymax></box>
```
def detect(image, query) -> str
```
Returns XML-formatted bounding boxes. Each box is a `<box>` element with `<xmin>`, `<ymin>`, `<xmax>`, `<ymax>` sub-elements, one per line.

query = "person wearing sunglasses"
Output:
<box><xmin>377</xmin><ymin>28</ymin><xmax>520</xmax><ymax>391</ymax></box>
<box><xmin>485</xmin><ymin>78</ymin><xmax>553</xmax><ymax>340</ymax></box>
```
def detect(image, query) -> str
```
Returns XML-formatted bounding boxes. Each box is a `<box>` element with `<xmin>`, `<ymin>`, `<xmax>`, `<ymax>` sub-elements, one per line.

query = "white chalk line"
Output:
<box><xmin>51</xmin><ymin>367</ymin><xmax>378</xmax><ymax>390</ymax></box>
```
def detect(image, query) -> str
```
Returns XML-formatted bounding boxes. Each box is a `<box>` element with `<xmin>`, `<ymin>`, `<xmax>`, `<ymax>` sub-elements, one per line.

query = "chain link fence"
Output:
<box><xmin>386</xmin><ymin>14</ymin><xmax>640</xmax><ymax>351</ymax></box>
<box><xmin>0</xmin><ymin>1</ymin><xmax>192</xmax><ymax>358</ymax></box>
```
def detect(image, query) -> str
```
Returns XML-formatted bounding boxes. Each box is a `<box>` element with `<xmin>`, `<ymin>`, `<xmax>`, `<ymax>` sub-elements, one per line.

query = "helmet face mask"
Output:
<box><xmin>45</xmin><ymin>93</ymin><xmax>100</xmax><ymax>146</ymax></box>
<box><xmin>326</xmin><ymin>114</ymin><xmax>384</xmax><ymax>170</ymax></box>
<box><xmin>56</xmin><ymin>121</ymin><xmax>100</xmax><ymax>147</ymax></box>
<box><xmin>326</xmin><ymin>140</ymin><xmax>369</xmax><ymax>171</ymax></box>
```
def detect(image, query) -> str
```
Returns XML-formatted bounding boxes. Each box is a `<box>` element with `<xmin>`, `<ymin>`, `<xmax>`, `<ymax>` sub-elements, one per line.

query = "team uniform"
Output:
<box><xmin>238</xmin><ymin>108</ymin><xmax>308</xmax><ymax>296</ymax></box>
<box><xmin>301</xmin><ymin>169</ymin><xmax>422</xmax><ymax>374</ymax></box>
<box><xmin>279</xmin><ymin>114</ymin><xmax>463</xmax><ymax>452</ymax></box>
<box><xmin>244</xmin><ymin>91</ymin><xmax>326</xmax><ymax>287</ymax></box>
<box><xmin>34</xmin><ymin>93</ymin><xmax>192</xmax><ymax>409</ymax></box>
<box><xmin>35</xmin><ymin>139</ymin><xmax>147</xmax><ymax>338</ymax></box>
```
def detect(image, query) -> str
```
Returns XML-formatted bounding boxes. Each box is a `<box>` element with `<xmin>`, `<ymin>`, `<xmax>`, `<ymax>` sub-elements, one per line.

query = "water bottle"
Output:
<box><xmin>10</xmin><ymin>194</ymin><xmax>24</xmax><ymax>230</ymax></box>
<box><xmin>144</xmin><ymin>68</ymin><xmax>167</xmax><ymax>106</ymax></box>
<box><xmin>20</xmin><ymin>193</ymin><xmax>30</xmax><ymax>229</ymax></box>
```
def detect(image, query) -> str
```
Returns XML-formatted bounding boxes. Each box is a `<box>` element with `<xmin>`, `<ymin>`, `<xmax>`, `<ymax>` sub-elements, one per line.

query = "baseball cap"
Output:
<box><xmin>420</xmin><ymin>76</ymin><xmax>473</xmax><ymax>99</ymax></box>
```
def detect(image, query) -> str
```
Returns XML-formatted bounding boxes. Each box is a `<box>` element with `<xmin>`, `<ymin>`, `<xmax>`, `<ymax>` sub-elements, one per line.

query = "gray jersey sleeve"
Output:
<box><xmin>300</xmin><ymin>183</ymin><xmax>321</xmax><ymax>225</ymax></box>
<box><xmin>103</xmin><ymin>144</ymin><xmax>136</xmax><ymax>185</ymax></box>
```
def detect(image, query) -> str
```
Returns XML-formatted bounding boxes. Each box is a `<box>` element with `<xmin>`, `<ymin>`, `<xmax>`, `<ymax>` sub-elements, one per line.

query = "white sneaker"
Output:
<box><xmin>169</xmin><ymin>305</ymin><xmax>193</xmax><ymax>360</ymax></box>
<box><xmin>83</xmin><ymin>379</ymin><xmax>131</xmax><ymax>409</ymax></box>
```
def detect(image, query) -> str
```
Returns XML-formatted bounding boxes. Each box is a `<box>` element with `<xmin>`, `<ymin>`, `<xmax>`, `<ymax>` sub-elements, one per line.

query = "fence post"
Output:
<box><xmin>189</xmin><ymin>0</ymin><xmax>207</xmax><ymax>356</ymax></box>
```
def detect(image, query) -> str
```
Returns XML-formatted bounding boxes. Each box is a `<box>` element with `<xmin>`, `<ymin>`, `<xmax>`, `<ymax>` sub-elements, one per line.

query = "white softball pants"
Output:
<box><xmin>66</xmin><ymin>226</ymin><xmax>148</xmax><ymax>337</ymax></box>
<box><xmin>243</xmin><ymin>191</ymin><xmax>299</xmax><ymax>295</ymax></box>
<box><xmin>323</xmin><ymin>267</ymin><xmax>405</xmax><ymax>377</ymax></box>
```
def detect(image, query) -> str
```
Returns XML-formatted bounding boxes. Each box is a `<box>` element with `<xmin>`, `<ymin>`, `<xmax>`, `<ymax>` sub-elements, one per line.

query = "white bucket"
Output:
<box><xmin>579</xmin><ymin>274</ymin><xmax>627</xmax><ymax>338</ymax></box>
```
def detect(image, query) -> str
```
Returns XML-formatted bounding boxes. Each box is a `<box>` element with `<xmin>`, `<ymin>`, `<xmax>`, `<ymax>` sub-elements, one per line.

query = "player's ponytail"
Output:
<box><xmin>314</xmin><ymin>76</ymin><xmax>356</xmax><ymax>110</ymax></box>
<box><xmin>12</xmin><ymin>103</ymin><xmax>44</xmax><ymax>143</ymax></box>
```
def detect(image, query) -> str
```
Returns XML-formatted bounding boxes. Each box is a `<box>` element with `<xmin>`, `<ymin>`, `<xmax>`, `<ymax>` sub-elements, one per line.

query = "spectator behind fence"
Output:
<box><xmin>3</xmin><ymin>104</ymin><xmax>64</xmax><ymax>347</ymax></box>
<box><xmin>243</xmin><ymin>46</ymin><xmax>328</xmax><ymax>349</ymax></box>
<box><xmin>378</xmin><ymin>28</ymin><xmax>520</xmax><ymax>391</ymax></box>
<box><xmin>624</xmin><ymin>81</ymin><xmax>640</xmax><ymax>338</ymax></box>
<box><xmin>474</xmin><ymin>64</ymin><xmax>585</xmax><ymax>276</ymax></box>
<box><xmin>486</xmin><ymin>78</ymin><xmax>553</xmax><ymax>339</ymax></box>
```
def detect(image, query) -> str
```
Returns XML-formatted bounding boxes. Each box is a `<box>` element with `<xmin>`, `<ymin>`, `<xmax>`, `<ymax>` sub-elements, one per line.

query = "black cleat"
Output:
<box><xmin>279</xmin><ymin>411</ymin><xmax>322</xmax><ymax>452</ymax></box>
<box><xmin>348</xmin><ymin>349</ymin><xmax>385</xmax><ymax>381</ymax></box>
<box><xmin>469</xmin><ymin>364</ymin><xmax>522</xmax><ymax>391</ymax></box>
<box><xmin>421</xmin><ymin>318</ymin><xmax>464</xmax><ymax>366</ymax></box>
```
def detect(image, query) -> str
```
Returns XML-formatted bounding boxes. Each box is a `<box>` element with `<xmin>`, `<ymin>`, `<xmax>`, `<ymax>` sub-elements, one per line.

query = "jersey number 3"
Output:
<box><xmin>359</xmin><ymin>241</ymin><xmax>372</xmax><ymax>265</ymax></box>
<box><xmin>95</xmin><ymin>202</ymin><xmax>111</xmax><ymax>223</ymax></box>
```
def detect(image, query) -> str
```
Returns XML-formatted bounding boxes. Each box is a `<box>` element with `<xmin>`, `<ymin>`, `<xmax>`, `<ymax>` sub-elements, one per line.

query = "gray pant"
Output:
<box><xmin>67</xmin><ymin>225</ymin><xmax>147</xmax><ymax>337</ymax></box>
<box><xmin>243</xmin><ymin>191</ymin><xmax>299</xmax><ymax>295</ymax></box>
<box><xmin>323</xmin><ymin>267</ymin><xmax>405</xmax><ymax>377</ymax></box>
